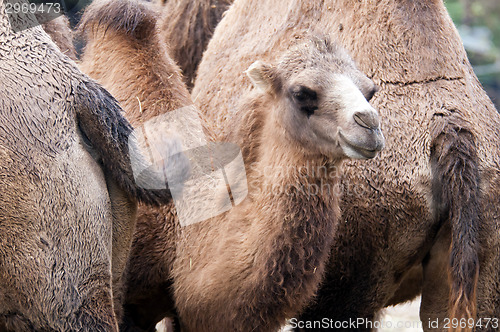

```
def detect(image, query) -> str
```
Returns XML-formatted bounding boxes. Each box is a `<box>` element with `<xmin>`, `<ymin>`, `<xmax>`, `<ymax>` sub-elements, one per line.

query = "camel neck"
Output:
<box><xmin>230</xmin><ymin>111</ymin><xmax>340</xmax><ymax>325</ymax></box>
<box><xmin>248</xmin><ymin>138</ymin><xmax>340</xmax><ymax>233</ymax></box>
<box><xmin>233</xmin><ymin>138</ymin><xmax>340</xmax><ymax>328</ymax></box>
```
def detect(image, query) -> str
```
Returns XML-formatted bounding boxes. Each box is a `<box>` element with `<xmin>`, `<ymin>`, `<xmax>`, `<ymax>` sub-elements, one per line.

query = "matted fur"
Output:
<box><xmin>192</xmin><ymin>0</ymin><xmax>500</xmax><ymax>331</ymax></box>
<box><xmin>41</xmin><ymin>15</ymin><xmax>76</xmax><ymax>60</ymax></box>
<box><xmin>158</xmin><ymin>0</ymin><xmax>233</xmax><ymax>88</ymax></box>
<box><xmin>430</xmin><ymin>117</ymin><xmax>481</xmax><ymax>327</ymax></box>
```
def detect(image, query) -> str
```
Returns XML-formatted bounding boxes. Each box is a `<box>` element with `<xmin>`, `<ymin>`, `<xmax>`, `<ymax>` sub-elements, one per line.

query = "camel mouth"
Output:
<box><xmin>338</xmin><ymin>130</ymin><xmax>383</xmax><ymax>159</ymax></box>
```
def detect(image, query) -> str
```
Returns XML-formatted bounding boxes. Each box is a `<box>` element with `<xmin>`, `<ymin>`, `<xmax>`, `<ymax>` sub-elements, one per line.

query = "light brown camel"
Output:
<box><xmin>0</xmin><ymin>0</ymin><xmax>181</xmax><ymax>330</ymax></box>
<box><xmin>192</xmin><ymin>0</ymin><xmax>500</xmax><ymax>331</ymax></box>
<box><xmin>171</xmin><ymin>34</ymin><xmax>385</xmax><ymax>332</ymax></box>
<box><xmin>157</xmin><ymin>0</ymin><xmax>233</xmax><ymax>88</ymax></box>
<box><xmin>78</xmin><ymin>0</ymin><xmax>194</xmax><ymax>328</ymax></box>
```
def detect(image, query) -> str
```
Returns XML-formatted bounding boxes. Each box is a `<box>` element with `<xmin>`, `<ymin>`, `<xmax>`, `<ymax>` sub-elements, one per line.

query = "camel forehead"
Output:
<box><xmin>278</xmin><ymin>38</ymin><xmax>355</xmax><ymax>74</ymax></box>
<box><xmin>275</xmin><ymin>43</ymin><xmax>361</xmax><ymax>91</ymax></box>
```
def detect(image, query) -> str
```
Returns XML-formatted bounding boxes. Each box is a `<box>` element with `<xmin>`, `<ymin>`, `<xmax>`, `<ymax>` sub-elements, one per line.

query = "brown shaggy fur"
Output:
<box><xmin>172</xmin><ymin>35</ymin><xmax>384</xmax><ymax>331</ymax></box>
<box><xmin>193</xmin><ymin>0</ymin><xmax>500</xmax><ymax>331</ymax></box>
<box><xmin>78</xmin><ymin>0</ymin><xmax>192</xmax><ymax>327</ymax></box>
<box><xmin>0</xmin><ymin>0</ymin><xmax>175</xmax><ymax>330</ymax></box>
<box><xmin>79</xmin><ymin>0</ymin><xmax>192</xmax><ymax>124</ymax></box>
<box><xmin>41</xmin><ymin>15</ymin><xmax>76</xmax><ymax>60</ymax></box>
<box><xmin>158</xmin><ymin>0</ymin><xmax>233</xmax><ymax>88</ymax></box>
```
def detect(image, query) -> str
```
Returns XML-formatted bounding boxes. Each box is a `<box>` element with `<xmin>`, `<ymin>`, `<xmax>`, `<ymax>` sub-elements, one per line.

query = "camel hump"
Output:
<box><xmin>78</xmin><ymin>0</ymin><xmax>158</xmax><ymax>41</ymax></box>
<box><xmin>430</xmin><ymin>117</ymin><xmax>481</xmax><ymax>324</ymax></box>
<box><xmin>74</xmin><ymin>79</ymin><xmax>178</xmax><ymax>206</ymax></box>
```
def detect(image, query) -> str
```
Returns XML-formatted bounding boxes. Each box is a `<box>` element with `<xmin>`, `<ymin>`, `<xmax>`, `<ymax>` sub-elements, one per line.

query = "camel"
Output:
<box><xmin>172</xmin><ymin>34</ymin><xmax>385</xmax><ymax>332</ymax></box>
<box><xmin>168</xmin><ymin>29</ymin><xmax>384</xmax><ymax>331</ymax></box>
<box><xmin>78</xmin><ymin>0</ymin><xmax>194</xmax><ymax>327</ymax></box>
<box><xmin>157</xmin><ymin>0</ymin><xmax>233</xmax><ymax>88</ymax></box>
<box><xmin>192</xmin><ymin>0</ymin><xmax>500</xmax><ymax>331</ymax></box>
<box><xmin>0</xmin><ymin>1</ymin><xmax>183</xmax><ymax>329</ymax></box>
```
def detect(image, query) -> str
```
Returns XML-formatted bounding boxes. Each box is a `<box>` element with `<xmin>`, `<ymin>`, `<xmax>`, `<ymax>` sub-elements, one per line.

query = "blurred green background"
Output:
<box><xmin>445</xmin><ymin>0</ymin><xmax>500</xmax><ymax>110</ymax></box>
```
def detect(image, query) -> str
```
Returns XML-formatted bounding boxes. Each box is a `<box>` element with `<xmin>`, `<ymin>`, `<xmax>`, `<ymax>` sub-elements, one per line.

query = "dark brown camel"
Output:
<box><xmin>0</xmin><ymin>1</ymin><xmax>182</xmax><ymax>330</ymax></box>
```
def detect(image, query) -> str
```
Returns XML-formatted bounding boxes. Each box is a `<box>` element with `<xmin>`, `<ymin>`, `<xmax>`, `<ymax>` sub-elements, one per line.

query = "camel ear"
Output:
<box><xmin>246</xmin><ymin>61</ymin><xmax>274</xmax><ymax>92</ymax></box>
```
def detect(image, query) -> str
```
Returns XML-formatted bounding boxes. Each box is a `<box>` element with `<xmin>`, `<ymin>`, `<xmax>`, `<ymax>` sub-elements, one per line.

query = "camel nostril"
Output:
<box><xmin>353</xmin><ymin>111</ymin><xmax>380</xmax><ymax>130</ymax></box>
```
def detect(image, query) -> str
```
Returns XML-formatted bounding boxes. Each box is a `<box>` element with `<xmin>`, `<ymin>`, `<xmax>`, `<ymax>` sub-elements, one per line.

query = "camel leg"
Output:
<box><xmin>420</xmin><ymin>224</ymin><xmax>451</xmax><ymax>332</ymax></box>
<box><xmin>70</xmin><ymin>288</ymin><xmax>119</xmax><ymax>332</ymax></box>
<box><xmin>106</xmin><ymin>175</ymin><xmax>138</xmax><ymax>322</ymax></box>
<box><xmin>385</xmin><ymin>264</ymin><xmax>423</xmax><ymax>307</ymax></box>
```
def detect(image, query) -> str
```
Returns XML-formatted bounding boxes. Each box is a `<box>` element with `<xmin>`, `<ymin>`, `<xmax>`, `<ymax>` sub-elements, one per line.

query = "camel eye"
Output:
<box><xmin>365</xmin><ymin>86</ymin><xmax>378</xmax><ymax>102</ymax></box>
<box><xmin>290</xmin><ymin>85</ymin><xmax>318</xmax><ymax>117</ymax></box>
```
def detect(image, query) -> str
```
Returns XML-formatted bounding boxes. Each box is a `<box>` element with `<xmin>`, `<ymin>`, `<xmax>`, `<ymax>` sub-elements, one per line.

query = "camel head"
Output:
<box><xmin>246</xmin><ymin>36</ymin><xmax>385</xmax><ymax>160</ymax></box>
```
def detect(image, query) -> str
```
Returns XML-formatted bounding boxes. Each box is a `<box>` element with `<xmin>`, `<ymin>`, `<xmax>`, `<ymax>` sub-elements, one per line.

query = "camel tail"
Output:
<box><xmin>75</xmin><ymin>79</ymin><xmax>180</xmax><ymax>206</ymax></box>
<box><xmin>431</xmin><ymin>118</ymin><xmax>481</xmax><ymax>332</ymax></box>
